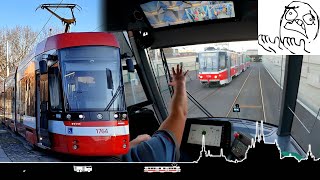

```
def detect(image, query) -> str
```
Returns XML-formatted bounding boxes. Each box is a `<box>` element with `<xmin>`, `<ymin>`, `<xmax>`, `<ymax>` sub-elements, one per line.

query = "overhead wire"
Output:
<box><xmin>16</xmin><ymin>0</ymin><xmax>64</xmax><ymax>63</ymax></box>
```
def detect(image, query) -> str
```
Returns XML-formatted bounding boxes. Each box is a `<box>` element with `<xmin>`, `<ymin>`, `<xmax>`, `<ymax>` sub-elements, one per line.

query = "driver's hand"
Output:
<box><xmin>169</xmin><ymin>64</ymin><xmax>189</xmax><ymax>86</ymax></box>
<box><xmin>130</xmin><ymin>134</ymin><xmax>151</xmax><ymax>147</ymax></box>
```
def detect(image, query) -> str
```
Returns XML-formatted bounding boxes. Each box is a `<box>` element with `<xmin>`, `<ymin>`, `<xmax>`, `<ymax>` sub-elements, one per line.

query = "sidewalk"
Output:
<box><xmin>262</xmin><ymin>56</ymin><xmax>320</xmax><ymax>119</ymax></box>
<box><xmin>0</xmin><ymin>127</ymin><xmax>11</xmax><ymax>162</ymax></box>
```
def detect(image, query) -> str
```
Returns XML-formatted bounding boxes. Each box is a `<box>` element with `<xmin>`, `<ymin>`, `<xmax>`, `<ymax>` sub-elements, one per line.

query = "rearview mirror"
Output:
<box><xmin>39</xmin><ymin>60</ymin><xmax>48</xmax><ymax>74</ymax></box>
<box><xmin>126</xmin><ymin>58</ymin><xmax>135</xmax><ymax>73</ymax></box>
<box><xmin>106</xmin><ymin>69</ymin><xmax>114</xmax><ymax>89</ymax></box>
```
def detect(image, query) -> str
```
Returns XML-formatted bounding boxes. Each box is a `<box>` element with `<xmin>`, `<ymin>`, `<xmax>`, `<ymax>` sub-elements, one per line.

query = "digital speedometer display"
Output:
<box><xmin>187</xmin><ymin>124</ymin><xmax>222</xmax><ymax>147</ymax></box>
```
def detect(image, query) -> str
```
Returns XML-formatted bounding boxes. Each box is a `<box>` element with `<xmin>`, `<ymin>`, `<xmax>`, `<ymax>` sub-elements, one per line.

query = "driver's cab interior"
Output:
<box><xmin>104</xmin><ymin>0</ymin><xmax>318</xmax><ymax>161</ymax></box>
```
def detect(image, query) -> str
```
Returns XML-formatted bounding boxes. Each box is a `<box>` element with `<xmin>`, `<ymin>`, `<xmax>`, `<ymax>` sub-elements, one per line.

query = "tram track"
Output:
<box><xmin>188</xmin><ymin>67</ymin><xmax>252</xmax><ymax>114</ymax></box>
<box><xmin>187</xmin><ymin>86</ymin><xmax>222</xmax><ymax>113</ymax></box>
<box><xmin>160</xmin><ymin>63</ymin><xmax>267</xmax><ymax>121</ymax></box>
<box><xmin>226</xmin><ymin>68</ymin><xmax>253</xmax><ymax>117</ymax></box>
<box><xmin>225</xmin><ymin>64</ymin><xmax>267</xmax><ymax>122</ymax></box>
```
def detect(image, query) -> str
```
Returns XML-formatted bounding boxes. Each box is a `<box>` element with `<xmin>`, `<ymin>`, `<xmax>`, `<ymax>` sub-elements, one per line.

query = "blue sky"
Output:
<box><xmin>0</xmin><ymin>0</ymin><xmax>102</xmax><ymax>32</ymax></box>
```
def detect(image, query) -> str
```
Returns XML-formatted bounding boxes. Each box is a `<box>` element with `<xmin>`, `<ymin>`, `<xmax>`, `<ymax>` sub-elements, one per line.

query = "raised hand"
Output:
<box><xmin>169</xmin><ymin>64</ymin><xmax>189</xmax><ymax>87</ymax></box>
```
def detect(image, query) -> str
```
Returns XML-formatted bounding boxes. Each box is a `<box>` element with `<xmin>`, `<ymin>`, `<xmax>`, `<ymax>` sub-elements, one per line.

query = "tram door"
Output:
<box><xmin>36</xmin><ymin>72</ymin><xmax>51</xmax><ymax>147</ymax></box>
<box><xmin>226</xmin><ymin>52</ymin><xmax>232</xmax><ymax>83</ymax></box>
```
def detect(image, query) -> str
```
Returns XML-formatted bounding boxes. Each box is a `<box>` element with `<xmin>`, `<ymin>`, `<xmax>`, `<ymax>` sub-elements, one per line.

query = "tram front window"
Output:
<box><xmin>59</xmin><ymin>46</ymin><xmax>124</xmax><ymax>111</ymax></box>
<box><xmin>198</xmin><ymin>52</ymin><xmax>219</xmax><ymax>72</ymax></box>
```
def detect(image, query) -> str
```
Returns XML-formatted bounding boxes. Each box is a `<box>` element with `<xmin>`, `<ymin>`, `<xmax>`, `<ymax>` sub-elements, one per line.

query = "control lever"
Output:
<box><xmin>230</xmin><ymin>132</ymin><xmax>252</xmax><ymax>160</ymax></box>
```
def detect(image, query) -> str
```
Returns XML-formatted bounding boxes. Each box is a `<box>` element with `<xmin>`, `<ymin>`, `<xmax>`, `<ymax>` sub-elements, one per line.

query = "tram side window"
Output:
<box><xmin>11</xmin><ymin>88</ymin><xmax>14</xmax><ymax>114</ymax></box>
<box><xmin>219</xmin><ymin>54</ymin><xmax>226</xmax><ymax>70</ymax></box>
<box><xmin>4</xmin><ymin>90</ymin><xmax>8</xmax><ymax>116</ymax></box>
<box><xmin>29</xmin><ymin>75</ymin><xmax>36</xmax><ymax>117</ymax></box>
<box><xmin>40</xmin><ymin>75</ymin><xmax>49</xmax><ymax>109</ymax></box>
<box><xmin>19</xmin><ymin>79</ymin><xmax>26</xmax><ymax>116</ymax></box>
<box><xmin>5</xmin><ymin>88</ymin><xmax>12</xmax><ymax>118</ymax></box>
<box><xmin>20</xmin><ymin>75</ymin><xmax>36</xmax><ymax>117</ymax></box>
<box><xmin>230</xmin><ymin>54</ymin><xmax>236</xmax><ymax>66</ymax></box>
<box><xmin>48</xmin><ymin>65</ymin><xmax>62</xmax><ymax>110</ymax></box>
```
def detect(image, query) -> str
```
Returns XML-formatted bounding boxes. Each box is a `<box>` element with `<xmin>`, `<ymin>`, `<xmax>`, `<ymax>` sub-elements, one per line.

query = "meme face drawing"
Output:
<box><xmin>258</xmin><ymin>1</ymin><xmax>319</xmax><ymax>54</ymax></box>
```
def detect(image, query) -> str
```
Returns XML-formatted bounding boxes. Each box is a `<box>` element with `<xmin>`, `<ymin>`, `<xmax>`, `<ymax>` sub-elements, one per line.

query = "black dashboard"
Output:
<box><xmin>181</xmin><ymin>118</ymin><xmax>232</xmax><ymax>159</ymax></box>
<box><xmin>179</xmin><ymin>117</ymin><xmax>306</xmax><ymax>162</ymax></box>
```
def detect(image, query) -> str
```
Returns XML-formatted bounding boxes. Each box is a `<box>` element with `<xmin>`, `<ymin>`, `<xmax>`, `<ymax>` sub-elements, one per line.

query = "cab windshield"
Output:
<box><xmin>149</xmin><ymin>42</ymin><xmax>283</xmax><ymax>125</ymax></box>
<box><xmin>59</xmin><ymin>46</ymin><xmax>124</xmax><ymax>111</ymax></box>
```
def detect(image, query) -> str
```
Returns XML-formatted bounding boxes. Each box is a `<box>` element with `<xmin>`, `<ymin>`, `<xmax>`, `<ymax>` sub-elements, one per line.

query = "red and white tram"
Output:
<box><xmin>0</xmin><ymin>32</ymin><xmax>129</xmax><ymax>156</ymax></box>
<box><xmin>197</xmin><ymin>50</ymin><xmax>252</xmax><ymax>86</ymax></box>
<box><xmin>198</xmin><ymin>50</ymin><xmax>238</xmax><ymax>86</ymax></box>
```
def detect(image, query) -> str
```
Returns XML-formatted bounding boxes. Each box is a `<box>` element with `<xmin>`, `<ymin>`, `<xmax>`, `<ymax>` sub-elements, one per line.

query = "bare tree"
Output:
<box><xmin>40</xmin><ymin>26</ymin><xmax>64</xmax><ymax>39</ymax></box>
<box><xmin>0</xmin><ymin>26</ymin><xmax>37</xmax><ymax>78</ymax></box>
<box><xmin>0</xmin><ymin>25</ymin><xmax>63</xmax><ymax>79</ymax></box>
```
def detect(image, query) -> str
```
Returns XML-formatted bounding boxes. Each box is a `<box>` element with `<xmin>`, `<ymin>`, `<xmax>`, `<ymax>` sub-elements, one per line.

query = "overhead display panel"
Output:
<box><xmin>140</xmin><ymin>1</ymin><xmax>236</xmax><ymax>29</ymax></box>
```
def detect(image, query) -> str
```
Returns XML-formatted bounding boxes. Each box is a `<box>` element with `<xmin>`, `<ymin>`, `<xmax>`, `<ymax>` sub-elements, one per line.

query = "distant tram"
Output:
<box><xmin>0</xmin><ymin>32</ymin><xmax>129</xmax><ymax>156</ymax></box>
<box><xmin>197</xmin><ymin>50</ymin><xmax>250</xmax><ymax>86</ymax></box>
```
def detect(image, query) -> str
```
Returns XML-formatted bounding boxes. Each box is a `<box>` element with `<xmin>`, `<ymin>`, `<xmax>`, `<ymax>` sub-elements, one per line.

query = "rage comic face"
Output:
<box><xmin>280</xmin><ymin>1</ymin><xmax>319</xmax><ymax>43</ymax></box>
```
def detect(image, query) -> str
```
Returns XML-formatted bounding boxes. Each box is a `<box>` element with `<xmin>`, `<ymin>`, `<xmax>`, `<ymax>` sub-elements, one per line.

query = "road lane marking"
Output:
<box><xmin>259</xmin><ymin>66</ymin><xmax>267</xmax><ymax>122</ymax></box>
<box><xmin>239</xmin><ymin>105</ymin><xmax>262</xmax><ymax>108</ymax></box>
<box><xmin>226</xmin><ymin>68</ymin><xmax>254</xmax><ymax>117</ymax></box>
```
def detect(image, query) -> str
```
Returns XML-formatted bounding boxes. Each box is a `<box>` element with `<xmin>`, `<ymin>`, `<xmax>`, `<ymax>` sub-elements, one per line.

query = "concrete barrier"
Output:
<box><xmin>262</xmin><ymin>55</ymin><xmax>320</xmax><ymax>89</ymax></box>
<box><xmin>307</xmin><ymin>72</ymin><xmax>320</xmax><ymax>89</ymax></box>
<box><xmin>262</xmin><ymin>55</ymin><xmax>320</xmax><ymax>115</ymax></box>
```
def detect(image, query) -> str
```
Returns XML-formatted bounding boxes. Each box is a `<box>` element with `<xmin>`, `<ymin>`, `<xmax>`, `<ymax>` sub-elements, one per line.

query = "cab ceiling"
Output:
<box><xmin>103</xmin><ymin>0</ymin><xmax>258</xmax><ymax>49</ymax></box>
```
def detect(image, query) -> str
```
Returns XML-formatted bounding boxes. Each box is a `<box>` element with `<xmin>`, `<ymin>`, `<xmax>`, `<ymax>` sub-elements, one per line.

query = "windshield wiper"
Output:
<box><xmin>104</xmin><ymin>85</ymin><xmax>124</xmax><ymax>111</ymax></box>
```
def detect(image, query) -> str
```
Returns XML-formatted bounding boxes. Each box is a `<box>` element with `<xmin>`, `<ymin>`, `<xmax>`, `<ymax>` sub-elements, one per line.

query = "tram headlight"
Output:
<box><xmin>214</xmin><ymin>75</ymin><xmax>217</xmax><ymax>78</ymax></box>
<box><xmin>73</xmin><ymin>144</ymin><xmax>79</xmax><ymax>150</ymax></box>
<box><xmin>66</xmin><ymin>114</ymin><xmax>71</xmax><ymax>120</ymax></box>
<box><xmin>79</xmin><ymin>114</ymin><xmax>85</xmax><ymax>119</ymax></box>
<box><xmin>199</xmin><ymin>75</ymin><xmax>203</xmax><ymax>78</ymax></box>
<box><xmin>97</xmin><ymin>113</ymin><xmax>103</xmax><ymax>120</ymax></box>
<box><xmin>123</xmin><ymin>144</ymin><xmax>127</xmax><ymax>149</ymax></box>
<box><xmin>114</xmin><ymin>114</ymin><xmax>119</xmax><ymax>119</ymax></box>
<box><xmin>122</xmin><ymin>114</ymin><xmax>127</xmax><ymax>119</ymax></box>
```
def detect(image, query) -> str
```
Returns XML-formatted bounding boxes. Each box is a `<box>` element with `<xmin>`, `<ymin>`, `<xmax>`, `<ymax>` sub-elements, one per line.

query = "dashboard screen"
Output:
<box><xmin>140</xmin><ymin>1</ymin><xmax>236</xmax><ymax>28</ymax></box>
<box><xmin>187</xmin><ymin>124</ymin><xmax>222</xmax><ymax>147</ymax></box>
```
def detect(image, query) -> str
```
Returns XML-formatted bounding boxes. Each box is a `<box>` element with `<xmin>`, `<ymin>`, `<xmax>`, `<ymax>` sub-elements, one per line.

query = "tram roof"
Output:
<box><xmin>17</xmin><ymin>32</ymin><xmax>119</xmax><ymax>70</ymax></box>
